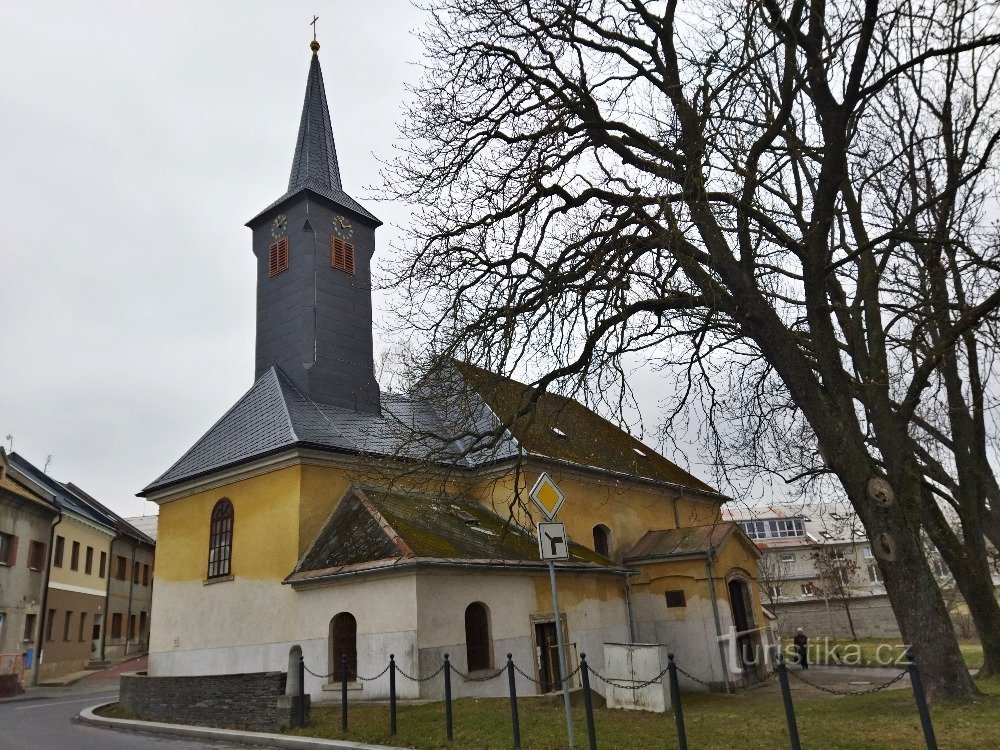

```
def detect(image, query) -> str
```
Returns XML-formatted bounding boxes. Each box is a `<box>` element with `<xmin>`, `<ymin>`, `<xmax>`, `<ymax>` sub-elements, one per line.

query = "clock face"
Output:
<box><xmin>333</xmin><ymin>214</ymin><xmax>354</xmax><ymax>240</ymax></box>
<box><xmin>271</xmin><ymin>214</ymin><xmax>287</xmax><ymax>239</ymax></box>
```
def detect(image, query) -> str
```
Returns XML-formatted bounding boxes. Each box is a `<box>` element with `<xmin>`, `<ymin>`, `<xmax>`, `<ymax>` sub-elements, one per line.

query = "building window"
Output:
<box><xmin>111</xmin><ymin>613</ymin><xmax>123</xmax><ymax>639</ymax></box>
<box><xmin>208</xmin><ymin>499</ymin><xmax>234</xmax><ymax>579</ymax></box>
<box><xmin>99</xmin><ymin>551</ymin><xmax>107</xmax><ymax>578</ymax></box>
<box><xmin>28</xmin><ymin>540</ymin><xmax>46</xmax><ymax>571</ymax></box>
<box><xmin>331</xmin><ymin>237</ymin><xmax>356</xmax><ymax>275</ymax></box>
<box><xmin>85</xmin><ymin>546</ymin><xmax>94</xmax><ymax>575</ymax></box>
<box><xmin>115</xmin><ymin>555</ymin><xmax>127</xmax><ymax>581</ymax></box>
<box><xmin>740</xmin><ymin>521</ymin><xmax>767</xmax><ymax>540</ymax></box>
<box><xmin>23</xmin><ymin>613</ymin><xmax>36</xmax><ymax>642</ymax></box>
<box><xmin>779</xmin><ymin>552</ymin><xmax>795</xmax><ymax>564</ymax></box>
<box><xmin>46</xmin><ymin>609</ymin><xmax>55</xmax><ymax>641</ymax></box>
<box><xmin>592</xmin><ymin>524</ymin><xmax>611</xmax><ymax>557</ymax></box>
<box><xmin>768</xmin><ymin>519</ymin><xmax>804</xmax><ymax>538</ymax></box>
<box><xmin>801</xmin><ymin>582</ymin><xmax>815</xmax><ymax>596</ymax></box>
<box><xmin>63</xmin><ymin>611</ymin><xmax>73</xmax><ymax>641</ymax></box>
<box><xmin>268</xmin><ymin>237</ymin><xmax>289</xmax><ymax>277</ymax></box>
<box><xmin>78</xmin><ymin>613</ymin><xmax>87</xmax><ymax>642</ymax></box>
<box><xmin>867</xmin><ymin>560</ymin><xmax>882</xmax><ymax>583</ymax></box>
<box><xmin>330</xmin><ymin>612</ymin><xmax>357</xmax><ymax>681</ymax></box>
<box><xmin>70</xmin><ymin>541</ymin><xmax>81</xmax><ymax>571</ymax></box>
<box><xmin>0</xmin><ymin>532</ymin><xmax>16</xmax><ymax>566</ymax></box>
<box><xmin>464</xmin><ymin>602</ymin><xmax>492</xmax><ymax>671</ymax></box>
<box><xmin>665</xmin><ymin>590</ymin><xmax>687</xmax><ymax>608</ymax></box>
<box><xmin>139</xmin><ymin>611</ymin><xmax>148</xmax><ymax>636</ymax></box>
<box><xmin>128</xmin><ymin>614</ymin><xmax>136</xmax><ymax>640</ymax></box>
<box><xmin>142</xmin><ymin>564</ymin><xmax>149</xmax><ymax>586</ymax></box>
<box><xmin>133</xmin><ymin>560</ymin><xmax>141</xmax><ymax>584</ymax></box>
<box><xmin>54</xmin><ymin>535</ymin><xmax>65</xmax><ymax>567</ymax></box>
<box><xmin>770</xmin><ymin>585</ymin><xmax>783</xmax><ymax>600</ymax></box>
<box><xmin>92</xmin><ymin>617</ymin><xmax>101</xmax><ymax>641</ymax></box>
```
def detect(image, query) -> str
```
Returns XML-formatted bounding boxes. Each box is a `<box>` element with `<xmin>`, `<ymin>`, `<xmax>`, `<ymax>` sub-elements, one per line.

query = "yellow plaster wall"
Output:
<box><xmin>49</xmin><ymin>516</ymin><xmax>114</xmax><ymax>592</ymax></box>
<box><xmin>155</xmin><ymin>466</ymin><xmax>302</xmax><ymax>582</ymax></box>
<box><xmin>471</xmin><ymin>468</ymin><xmax>722</xmax><ymax>562</ymax></box>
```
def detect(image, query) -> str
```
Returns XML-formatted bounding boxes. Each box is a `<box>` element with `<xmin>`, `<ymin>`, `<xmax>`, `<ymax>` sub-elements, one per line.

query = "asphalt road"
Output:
<box><xmin>0</xmin><ymin>672</ymin><xmax>241</xmax><ymax>750</ymax></box>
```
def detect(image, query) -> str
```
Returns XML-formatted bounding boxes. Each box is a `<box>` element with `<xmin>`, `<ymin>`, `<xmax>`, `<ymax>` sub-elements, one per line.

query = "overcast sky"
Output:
<box><xmin>0</xmin><ymin>1</ymin><xmax>735</xmax><ymax>518</ymax></box>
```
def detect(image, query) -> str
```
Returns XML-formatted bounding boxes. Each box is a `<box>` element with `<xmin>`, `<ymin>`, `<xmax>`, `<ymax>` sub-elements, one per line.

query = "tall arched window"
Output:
<box><xmin>465</xmin><ymin>602</ymin><xmax>492</xmax><ymax>671</ymax></box>
<box><xmin>207</xmin><ymin>499</ymin><xmax>233</xmax><ymax>579</ymax></box>
<box><xmin>593</xmin><ymin>524</ymin><xmax>611</xmax><ymax>557</ymax></box>
<box><xmin>330</xmin><ymin>613</ymin><xmax>357</xmax><ymax>681</ymax></box>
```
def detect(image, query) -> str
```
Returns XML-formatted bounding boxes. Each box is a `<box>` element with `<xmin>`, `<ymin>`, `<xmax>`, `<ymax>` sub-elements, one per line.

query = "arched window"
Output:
<box><xmin>465</xmin><ymin>602</ymin><xmax>492</xmax><ymax>671</ymax></box>
<box><xmin>593</xmin><ymin>524</ymin><xmax>611</xmax><ymax>557</ymax></box>
<box><xmin>330</xmin><ymin>613</ymin><xmax>357</xmax><ymax>681</ymax></box>
<box><xmin>207</xmin><ymin>499</ymin><xmax>233</xmax><ymax>579</ymax></box>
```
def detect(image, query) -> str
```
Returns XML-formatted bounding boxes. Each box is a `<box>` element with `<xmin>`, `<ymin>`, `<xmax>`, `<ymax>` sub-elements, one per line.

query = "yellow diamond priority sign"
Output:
<box><xmin>529</xmin><ymin>472</ymin><xmax>565</xmax><ymax>520</ymax></box>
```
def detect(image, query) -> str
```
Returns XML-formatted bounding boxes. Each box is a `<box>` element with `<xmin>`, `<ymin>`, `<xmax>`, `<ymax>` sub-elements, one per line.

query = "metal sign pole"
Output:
<box><xmin>548</xmin><ymin>559</ymin><xmax>575</xmax><ymax>748</ymax></box>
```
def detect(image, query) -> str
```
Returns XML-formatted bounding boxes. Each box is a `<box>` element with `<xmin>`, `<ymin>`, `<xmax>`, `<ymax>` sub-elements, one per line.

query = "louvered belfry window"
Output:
<box><xmin>207</xmin><ymin>499</ymin><xmax>234</xmax><ymax>579</ymax></box>
<box><xmin>268</xmin><ymin>237</ymin><xmax>289</xmax><ymax>277</ymax></box>
<box><xmin>331</xmin><ymin>237</ymin><xmax>356</xmax><ymax>275</ymax></box>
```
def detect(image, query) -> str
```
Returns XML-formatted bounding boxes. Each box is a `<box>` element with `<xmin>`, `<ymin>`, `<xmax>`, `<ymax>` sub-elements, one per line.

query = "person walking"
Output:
<box><xmin>793</xmin><ymin>628</ymin><xmax>809</xmax><ymax>669</ymax></box>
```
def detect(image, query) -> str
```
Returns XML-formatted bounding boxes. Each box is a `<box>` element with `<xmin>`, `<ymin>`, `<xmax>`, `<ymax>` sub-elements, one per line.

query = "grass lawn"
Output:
<box><xmin>788</xmin><ymin>637</ymin><xmax>984</xmax><ymax>670</ymax></box>
<box><xmin>284</xmin><ymin>676</ymin><xmax>1000</xmax><ymax>749</ymax></box>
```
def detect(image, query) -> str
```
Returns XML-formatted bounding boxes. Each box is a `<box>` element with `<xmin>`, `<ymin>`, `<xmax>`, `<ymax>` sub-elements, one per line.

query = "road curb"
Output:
<box><xmin>77</xmin><ymin>702</ymin><xmax>401</xmax><ymax>750</ymax></box>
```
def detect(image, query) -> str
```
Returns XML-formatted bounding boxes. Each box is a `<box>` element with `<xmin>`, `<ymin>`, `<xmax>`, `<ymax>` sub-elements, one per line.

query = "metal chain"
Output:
<box><xmin>674</xmin><ymin>664</ymin><xmax>714</xmax><ymax>689</ymax></box>
<box><xmin>395</xmin><ymin>662</ymin><xmax>447</xmax><ymax>683</ymax></box>
<box><xmin>590</xmin><ymin>663</ymin><xmax>672</xmax><ymax>690</ymax></box>
<box><xmin>787</xmin><ymin>667</ymin><xmax>909</xmax><ymax>695</ymax></box>
<box><xmin>302</xmin><ymin>664</ymin><xmax>334</xmax><ymax>679</ymax></box>
<box><xmin>451</xmin><ymin>665</ymin><xmax>506</xmax><ymax>682</ymax></box>
<box><xmin>512</xmin><ymin>662</ymin><xmax>542</xmax><ymax>684</ymax></box>
<box><xmin>511</xmin><ymin>661</ymin><xmax>582</xmax><ymax>687</ymax></box>
<box><xmin>357</xmin><ymin>664</ymin><xmax>392</xmax><ymax>682</ymax></box>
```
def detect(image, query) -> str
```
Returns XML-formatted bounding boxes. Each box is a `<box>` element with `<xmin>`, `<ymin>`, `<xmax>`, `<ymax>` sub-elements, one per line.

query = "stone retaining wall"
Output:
<box><xmin>119</xmin><ymin>671</ymin><xmax>308</xmax><ymax>732</ymax></box>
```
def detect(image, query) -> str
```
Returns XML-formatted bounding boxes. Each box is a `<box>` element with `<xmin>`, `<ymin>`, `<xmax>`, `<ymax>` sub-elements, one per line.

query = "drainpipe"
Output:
<box><xmin>705</xmin><ymin>549</ymin><xmax>732</xmax><ymax>692</ymax></box>
<box><xmin>100</xmin><ymin>534</ymin><xmax>119</xmax><ymax>662</ymax></box>
<box><xmin>623</xmin><ymin>572</ymin><xmax>637</xmax><ymax>642</ymax></box>
<box><xmin>124</xmin><ymin>539</ymin><xmax>138</xmax><ymax>655</ymax></box>
<box><xmin>33</xmin><ymin>508</ymin><xmax>62</xmax><ymax>687</ymax></box>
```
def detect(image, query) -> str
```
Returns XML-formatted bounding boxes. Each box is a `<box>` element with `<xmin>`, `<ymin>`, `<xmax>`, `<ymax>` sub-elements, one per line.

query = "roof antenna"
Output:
<box><xmin>43</xmin><ymin>454</ymin><xmax>53</xmax><ymax>474</ymax></box>
<box><xmin>4</xmin><ymin>434</ymin><xmax>12</xmax><ymax>452</ymax></box>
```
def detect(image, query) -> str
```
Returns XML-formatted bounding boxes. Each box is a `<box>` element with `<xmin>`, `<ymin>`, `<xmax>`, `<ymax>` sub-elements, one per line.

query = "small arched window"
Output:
<box><xmin>207</xmin><ymin>499</ymin><xmax>233</xmax><ymax>579</ymax></box>
<box><xmin>330</xmin><ymin>612</ymin><xmax>357</xmax><ymax>681</ymax></box>
<box><xmin>465</xmin><ymin>602</ymin><xmax>492</xmax><ymax>671</ymax></box>
<box><xmin>593</xmin><ymin>524</ymin><xmax>611</xmax><ymax>557</ymax></box>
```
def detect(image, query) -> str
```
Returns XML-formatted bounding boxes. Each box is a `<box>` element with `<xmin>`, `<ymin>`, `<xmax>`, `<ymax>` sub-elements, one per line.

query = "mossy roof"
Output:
<box><xmin>288</xmin><ymin>485</ymin><xmax>618</xmax><ymax>583</ymax></box>
<box><xmin>453</xmin><ymin>361</ymin><xmax>717</xmax><ymax>494</ymax></box>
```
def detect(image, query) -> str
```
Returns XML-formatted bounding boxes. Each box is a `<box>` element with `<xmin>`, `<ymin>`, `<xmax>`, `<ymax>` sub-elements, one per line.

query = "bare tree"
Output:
<box><xmin>386</xmin><ymin>0</ymin><xmax>1000</xmax><ymax>699</ymax></box>
<box><xmin>756</xmin><ymin>550</ymin><xmax>795</xmax><ymax>612</ymax></box>
<box><xmin>810</xmin><ymin>548</ymin><xmax>862</xmax><ymax>641</ymax></box>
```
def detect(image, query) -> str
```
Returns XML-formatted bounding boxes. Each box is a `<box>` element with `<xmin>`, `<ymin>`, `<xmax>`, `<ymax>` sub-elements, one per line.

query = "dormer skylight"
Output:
<box><xmin>552</xmin><ymin>427</ymin><xmax>567</xmax><ymax>438</ymax></box>
<box><xmin>633</xmin><ymin>447</ymin><xmax>647</xmax><ymax>457</ymax></box>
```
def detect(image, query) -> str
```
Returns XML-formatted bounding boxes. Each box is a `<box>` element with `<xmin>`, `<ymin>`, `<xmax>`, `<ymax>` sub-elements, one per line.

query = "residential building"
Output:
<box><xmin>724</xmin><ymin>501</ymin><xmax>907</xmax><ymax>638</ymax></box>
<box><xmin>6</xmin><ymin>454</ymin><xmax>117</xmax><ymax>680</ymax></box>
<box><xmin>141</xmin><ymin>38</ymin><xmax>770</xmax><ymax>701</ymax></box>
<box><xmin>0</xmin><ymin>449</ymin><xmax>59</xmax><ymax>692</ymax></box>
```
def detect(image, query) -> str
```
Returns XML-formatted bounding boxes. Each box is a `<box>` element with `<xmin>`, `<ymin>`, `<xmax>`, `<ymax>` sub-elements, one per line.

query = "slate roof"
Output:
<box><xmin>124</xmin><ymin>515</ymin><xmax>159</xmax><ymax>542</ymax></box>
<box><xmin>287</xmin><ymin>485</ymin><xmax>619</xmax><ymax>584</ymax></box>
<box><xmin>247</xmin><ymin>45</ymin><xmax>379</xmax><ymax>227</ymax></box>
<box><xmin>8</xmin><ymin>453</ymin><xmax>117</xmax><ymax>531</ymax></box>
<box><xmin>624</xmin><ymin>522</ymin><xmax>759</xmax><ymax>561</ymax></box>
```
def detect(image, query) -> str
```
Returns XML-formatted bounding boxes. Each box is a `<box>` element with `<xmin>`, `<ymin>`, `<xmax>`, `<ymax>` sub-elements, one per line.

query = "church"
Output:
<box><xmin>141</xmin><ymin>38</ymin><xmax>767</xmax><ymax>701</ymax></box>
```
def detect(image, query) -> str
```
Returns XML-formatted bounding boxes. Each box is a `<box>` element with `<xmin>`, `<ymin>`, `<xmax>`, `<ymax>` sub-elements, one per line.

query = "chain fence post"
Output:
<box><xmin>390</xmin><ymin>653</ymin><xmax>398</xmax><ymax>736</ymax></box>
<box><xmin>340</xmin><ymin>652</ymin><xmax>348</xmax><ymax>732</ymax></box>
<box><xmin>298</xmin><ymin>654</ymin><xmax>306</xmax><ymax>728</ymax></box>
<box><xmin>776</xmin><ymin>655</ymin><xmax>801</xmax><ymax>750</ymax></box>
<box><xmin>444</xmin><ymin>653</ymin><xmax>454</xmax><ymax>741</ymax></box>
<box><xmin>507</xmin><ymin>653</ymin><xmax>521</xmax><ymax>750</ymax></box>
<box><xmin>907</xmin><ymin>656</ymin><xmax>938</xmax><ymax>750</ymax></box>
<box><xmin>667</xmin><ymin>653</ymin><xmax>687</xmax><ymax>750</ymax></box>
<box><xmin>579</xmin><ymin>653</ymin><xmax>597</xmax><ymax>750</ymax></box>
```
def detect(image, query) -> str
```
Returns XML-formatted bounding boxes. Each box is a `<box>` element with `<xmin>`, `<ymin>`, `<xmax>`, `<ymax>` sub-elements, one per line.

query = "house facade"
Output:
<box><xmin>724</xmin><ymin>502</ymin><xmax>908</xmax><ymax>638</ymax></box>
<box><xmin>142</xmin><ymin>38</ymin><xmax>769</xmax><ymax>701</ymax></box>
<box><xmin>0</xmin><ymin>449</ymin><xmax>58</xmax><ymax>692</ymax></box>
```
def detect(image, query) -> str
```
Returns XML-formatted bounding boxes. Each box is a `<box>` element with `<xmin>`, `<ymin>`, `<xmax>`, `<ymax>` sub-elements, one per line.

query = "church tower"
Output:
<box><xmin>246</xmin><ymin>38</ymin><xmax>381</xmax><ymax>414</ymax></box>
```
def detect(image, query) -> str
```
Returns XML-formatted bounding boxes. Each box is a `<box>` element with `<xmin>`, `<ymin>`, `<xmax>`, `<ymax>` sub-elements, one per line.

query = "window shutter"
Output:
<box><xmin>268</xmin><ymin>238</ymin><xmax>289</xmax><ymax>277</ymax></box>
<box><xmin>6</xmin><ymin>536</ymin><xmax>17</xmax><ymax>566</ymax></box>
<box><xmin>331</xmin><ymin>238</ymin><xmax>356</xmax><ymax>276</ymax></box>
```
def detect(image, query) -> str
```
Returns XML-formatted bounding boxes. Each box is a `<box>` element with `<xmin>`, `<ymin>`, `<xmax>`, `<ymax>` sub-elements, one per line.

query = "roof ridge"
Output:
<box><xmin>354</xmin><ymin>486</ymin><xmax>415</xmax><ymax>558</ymax></box>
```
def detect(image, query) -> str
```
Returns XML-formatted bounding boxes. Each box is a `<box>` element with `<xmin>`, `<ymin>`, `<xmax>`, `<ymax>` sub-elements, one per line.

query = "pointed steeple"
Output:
<box><xmin>288</xmin><ymin>40</ymin><xmax>342</xmax><ymax>192</ymax></box>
